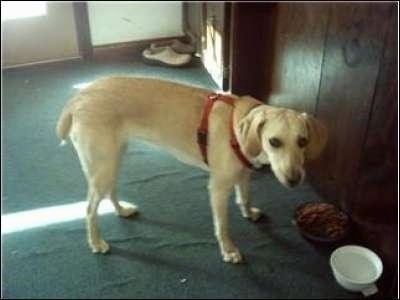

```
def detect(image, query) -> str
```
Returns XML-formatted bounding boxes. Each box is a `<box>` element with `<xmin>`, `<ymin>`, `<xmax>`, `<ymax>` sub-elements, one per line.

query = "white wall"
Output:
<box><xmin>88</xmin><ymin>2</ymin><xmax>184</xmax><ymax>46</ymax></box>
<box><xmin>2</xmin><ymin>2</ymin><xmax>79</xmax><ymax>67</ymax></box>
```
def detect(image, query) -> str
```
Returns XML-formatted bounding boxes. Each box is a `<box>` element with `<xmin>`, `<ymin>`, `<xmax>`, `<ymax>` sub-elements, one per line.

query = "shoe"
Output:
<box><xmin>142</xmin><ymin>46</ymin><xmax>192</xmax><ymax>67</ymax></box>
<box><xmin>150</xmin><ymin>39</ymin><xmax>195</xmax><ymax>54</ymax></box>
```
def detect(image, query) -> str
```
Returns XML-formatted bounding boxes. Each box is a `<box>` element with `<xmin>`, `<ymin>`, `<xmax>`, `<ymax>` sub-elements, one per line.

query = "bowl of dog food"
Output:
<box><xmin>293</xmin><ymin>202</ymin><xmax>350</xmax><ymax>243</ymax></box>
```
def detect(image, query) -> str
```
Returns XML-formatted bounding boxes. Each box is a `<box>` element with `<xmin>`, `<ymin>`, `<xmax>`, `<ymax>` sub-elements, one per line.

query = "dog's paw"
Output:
<box><xmin>222</xmin><ymin>248</ymin><xmax>243</xmax><ymax>264</ymax></box>
<box><xmin>90</xmin><ymin>239</ymin><xmax>110</xmax><ymax>254</ymax></box>
<box><xmin>245</xmin><ymin>207</ymin><xmax>263</xmax><ymax>222</ymax></box>
<box><xmin>117</xmin><ymin>202</ymin><xmax>138</xmax><ymax>218</ymax></box>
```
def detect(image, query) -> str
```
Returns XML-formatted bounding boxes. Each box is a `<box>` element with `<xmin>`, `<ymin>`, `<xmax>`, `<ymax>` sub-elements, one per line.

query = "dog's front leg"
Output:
<box><xmin>235</xmin><ymin>171</ymin><xmax>263</xmax><ymax>222</ymax></box>
<box><xmin>209</xmin><ymin>177</ymin><xmax>242</xmax><ymax>263</ymax></box>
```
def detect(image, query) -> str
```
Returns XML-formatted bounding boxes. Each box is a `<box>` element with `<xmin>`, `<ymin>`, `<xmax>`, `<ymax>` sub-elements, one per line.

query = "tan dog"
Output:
<box><xmin>56</xmin><ymin>77</ymin><xmax>327</xmax><ymax>263</ymax></box>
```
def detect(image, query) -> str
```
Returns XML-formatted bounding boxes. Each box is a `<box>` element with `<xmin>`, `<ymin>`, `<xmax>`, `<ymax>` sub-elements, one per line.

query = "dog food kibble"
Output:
<box><xmin>295</xmin><ymin>203</ymin><xmax>348</xmax><ymax>239</ymax></box>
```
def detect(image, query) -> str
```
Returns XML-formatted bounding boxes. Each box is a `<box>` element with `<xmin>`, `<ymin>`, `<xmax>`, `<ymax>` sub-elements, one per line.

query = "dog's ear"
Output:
<box><xmin>302</xmin><ymin>113</ymin><xmax>328</xmax><ymax>161</ymax></box>
<box><xmin>237</xmin><ymin>109</ymin><xmax>267</xmax><ymax>157</ymax></box>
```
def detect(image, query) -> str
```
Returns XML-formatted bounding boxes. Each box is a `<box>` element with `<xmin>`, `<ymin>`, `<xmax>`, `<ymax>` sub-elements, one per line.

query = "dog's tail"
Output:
<box><xmin>56</xmin><ymin>102</ymin><xmax>73</xmax><ymax>145</ymax></box>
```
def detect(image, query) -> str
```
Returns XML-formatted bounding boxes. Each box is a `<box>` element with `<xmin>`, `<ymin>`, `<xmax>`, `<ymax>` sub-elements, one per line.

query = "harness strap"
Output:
<box><xmin>197</xmin><ymin>93</ymin><xmax>255</xmax><ymax>169</ymax></box>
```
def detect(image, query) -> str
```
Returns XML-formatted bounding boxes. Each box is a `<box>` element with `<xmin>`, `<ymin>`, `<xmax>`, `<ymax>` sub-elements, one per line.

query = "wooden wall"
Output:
<box><xmin>231</xmin><ymin>2</ymin><xmax>397</xmax><ymax>294</ymax></box>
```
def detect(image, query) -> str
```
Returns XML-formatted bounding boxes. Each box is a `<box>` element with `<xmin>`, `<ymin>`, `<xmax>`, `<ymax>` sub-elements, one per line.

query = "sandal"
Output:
<box><xmin>150</xmin><ymin>39</ymin><xmax>195</xmax><ymax>54</ymax></box>
<box><xmin>142</xmin><ymin>46</ymin><xmax>192</xmax><ymax>67</ymax></box>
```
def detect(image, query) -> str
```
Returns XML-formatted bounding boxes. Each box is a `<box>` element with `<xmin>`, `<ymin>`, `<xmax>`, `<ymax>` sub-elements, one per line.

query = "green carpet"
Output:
<box><xmin>2</xmin><ymin>57</ymin><xmax>357</xmax><ymax>298</ymax></box>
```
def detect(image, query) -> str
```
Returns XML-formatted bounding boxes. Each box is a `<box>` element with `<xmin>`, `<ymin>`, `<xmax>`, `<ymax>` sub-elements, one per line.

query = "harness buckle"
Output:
<box><xmin>197</xmin><ymin>129</ymin><xmax>208</xmax><ymax>145</ymax></box>
<box><xmin>230</xmin><ymin>139</ymin><xmax>240</xmax><ymax>149</ymax></box>
<box><xmin>208</xmin><ymin>93</ymin><xmax>219</xmax><ymax>101</ymax></box>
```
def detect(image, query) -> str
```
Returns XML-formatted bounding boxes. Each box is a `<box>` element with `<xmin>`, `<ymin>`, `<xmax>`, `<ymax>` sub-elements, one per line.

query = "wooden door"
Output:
<box><xmin>200</xmin><ymin>2</ymin><xmax>231</xmax><ymax>91</ymax></box>
<box><xmin>183</xmin><ymin>2</ymin><xmax>232</xmax><ymax>91</ymax></box>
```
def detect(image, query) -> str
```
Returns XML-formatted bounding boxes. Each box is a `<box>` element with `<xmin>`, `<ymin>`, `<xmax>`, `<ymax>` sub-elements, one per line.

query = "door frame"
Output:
<box><xmin>73</xmin><ymin>2</ymin><xmax>93</xmax><ymax>59</ymax></box>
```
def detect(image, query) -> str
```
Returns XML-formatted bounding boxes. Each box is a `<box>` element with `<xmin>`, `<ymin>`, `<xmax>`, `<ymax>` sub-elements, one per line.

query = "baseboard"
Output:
<box><xmin>2</xmin><ymin>35</ymin><xmax>191</xmax><ymax>68</ymax></box>
<box><xmin>2</xmin><ymin>56</ymin><xmax>82</xmax><ymax>70</ymax></box>
<box><xmin>92</xmin><ymin>35</ymin><xmax>187</xmax><ymax>60</ymax></box>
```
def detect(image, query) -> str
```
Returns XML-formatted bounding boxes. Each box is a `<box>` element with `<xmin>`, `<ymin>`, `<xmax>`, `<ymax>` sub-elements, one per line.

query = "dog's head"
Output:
<box><xmin>237</xmin><ymin>100</ymin><xmax>328</xmax><ymax>188</ymax></box>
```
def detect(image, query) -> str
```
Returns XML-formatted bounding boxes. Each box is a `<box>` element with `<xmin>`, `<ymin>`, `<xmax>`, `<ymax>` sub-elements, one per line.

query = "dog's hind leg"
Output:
<box><xmin>85</xmin><ymin>185</ymin><xmax>109</xmax><ymax>253</ymax></box>
<box><xmin>234</xmin><ymin>171</ymin><xmax>263</xmax><ymax>222</ymax></box>
<box><xmin>109</xmin><ymin>189</ymin><xmax>138</xmax><ymax>217</ymax></box>
<box><xmin>71</xmin><ymin>126</ymin><xmax>129</xmax><ymax>253</ymax></box>
<box><xmin>104</xmin><ymin>141</ymin><xmax>139</xmax><ymax>218</ymax></box>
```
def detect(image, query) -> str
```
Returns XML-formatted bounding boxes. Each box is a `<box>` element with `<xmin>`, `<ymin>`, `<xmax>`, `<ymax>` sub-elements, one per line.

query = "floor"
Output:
<box><xmin>2</xmin><ymin>55</ymin><xmax>358</xmax><ymax>298</ymax></box>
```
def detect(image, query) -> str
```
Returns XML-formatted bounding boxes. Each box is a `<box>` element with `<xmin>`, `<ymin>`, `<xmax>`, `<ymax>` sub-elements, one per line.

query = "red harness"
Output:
<box><xmin>197</xmin><ymin>93</ymin><xmax>255</xmax><ymax>169</ymax></box>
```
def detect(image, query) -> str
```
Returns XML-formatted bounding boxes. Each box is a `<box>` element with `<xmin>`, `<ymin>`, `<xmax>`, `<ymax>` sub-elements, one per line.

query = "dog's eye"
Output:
<box><xmin>298</xmin><ymin>137</ymin><xmax>308</xmax><ymax>148</ymax></box>
<box><xmin>269</xmin><ymin>137</ymin><xmax>282</xmax><ymax>148</ymax></box>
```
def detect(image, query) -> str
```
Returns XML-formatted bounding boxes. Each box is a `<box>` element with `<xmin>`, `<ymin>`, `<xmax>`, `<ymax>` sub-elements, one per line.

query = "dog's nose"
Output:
<box><xmin>287</xmin><ymin>174</ymin><xmax>301</xmax><ymax>187</ymax></box>
<box><xmin>287</xmin><ymin>178</ymin><xmax>299</xmax><ymax>187</ymax></box>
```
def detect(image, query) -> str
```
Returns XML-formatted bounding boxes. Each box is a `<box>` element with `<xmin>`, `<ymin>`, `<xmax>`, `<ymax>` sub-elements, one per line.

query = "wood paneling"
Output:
<box><xmin>353</xmin><ymin>5</ymin><xmax>397</xmax><ymax>224</ymax></box>
<box><xmin>351</xmin><ymin>5</ymin><xmax>397</xmax><ymax>270</ymax></box>
<box><xmin>231</xmin><ymin>3</ymin><xmax>276</xmax><ymax>99</ymax></box>
<box><xmin>312</xmin><ymin>3</ymin><xmax>392</xmax><ymax>210</ymax></box>
<box><xmin>230</xmin><ymin>4</ymin><xmax>397</xmax><ymax>290</ymax></box>
<box><xmin>267</xmin><ymin>3</ymin><xmax>330</xmax><ymax>113</ymax></box>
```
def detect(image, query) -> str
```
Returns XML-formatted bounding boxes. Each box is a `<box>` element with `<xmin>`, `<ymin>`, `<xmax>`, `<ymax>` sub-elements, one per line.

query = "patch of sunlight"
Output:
<box><xmin>203</xmin><ymin>21</ymin><xmax>223</xmax><ymax>89</ymax></box>
<box><xmin>2</xmin><ymin>1</ymin><xmax>47</xmax><ymax>21</ymax></box>
<box><xmin>72</xmin><ymin>82</ymin><xmax>93</xmax><ymax>90</ymax></box>
<box><xmin>1</xmin><ymin>200</ymin><xmax>128</xmax><ymax>235</ymax></box>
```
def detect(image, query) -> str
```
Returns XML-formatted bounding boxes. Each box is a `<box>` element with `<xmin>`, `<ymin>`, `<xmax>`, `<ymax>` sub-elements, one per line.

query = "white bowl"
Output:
<box><xmin>330</xmin><ymin>245</ymin><xmax>383</xmax><ymax>296</ymax></box>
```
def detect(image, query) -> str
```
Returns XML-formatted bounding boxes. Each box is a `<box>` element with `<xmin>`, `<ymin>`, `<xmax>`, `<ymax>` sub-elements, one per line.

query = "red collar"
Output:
<box><xmin>197</xmin><ymin>93</ymin><xmax>255</xmax><ymax>169</ymax></box>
